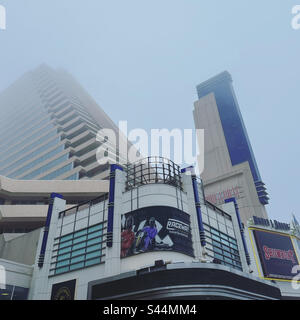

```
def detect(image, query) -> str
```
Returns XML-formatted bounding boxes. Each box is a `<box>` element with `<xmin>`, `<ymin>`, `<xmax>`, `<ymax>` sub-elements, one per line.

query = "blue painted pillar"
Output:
<box><xmin>181</xmin><ymin>167</ymin><xmax>206</xmax><ymax>247</ymax></box>
<box><xmin>225</xmin><ymin>197</ymin><xmax>251</xmax><ymax>266</ymax></box>
<box><xmin>107</xmin><ymin>164</ymin><xmax>123</xmax><ymax>248</ymax></box>
<box><xmin>38</xmin><ymin>192</ymin><xmax>63</xmax><ymax>268</ymax></box>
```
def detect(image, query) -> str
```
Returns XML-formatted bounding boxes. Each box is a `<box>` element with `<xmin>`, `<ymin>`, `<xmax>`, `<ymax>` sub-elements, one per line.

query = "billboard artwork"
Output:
<box><xmin>121</xmin><ymin>206</ymin><xmax>194</xmax><ymax>258</ymax></box>
<box><xmin>253</xmin><ymin>229</ymin><xmax>299</xmax><ymax>280</ymax></box>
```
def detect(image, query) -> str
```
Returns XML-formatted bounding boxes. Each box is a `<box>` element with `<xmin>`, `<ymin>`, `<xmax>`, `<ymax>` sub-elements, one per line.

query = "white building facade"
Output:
<box><xmin>28</xmin><ymin>158</ymin><xmax>281</xmax><ymax>300</ymax></box>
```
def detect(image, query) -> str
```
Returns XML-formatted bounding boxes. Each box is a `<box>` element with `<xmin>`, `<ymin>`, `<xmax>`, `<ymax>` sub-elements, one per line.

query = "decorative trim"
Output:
<box><xmin>188</xmin><ymin>167</ymin><xmax>206</xmax><ymax>247</ymax></box>
<box><xmin>225</xmin><ymin>197</ymin><xmax>251</xmax><ymax>265</ymax></box>
<box><xmin>38</xmin><ymin>192</ymin><xmax>63</xmax><ymax>268</ymax></box>
<box><xmin>107</xmin><ymin>164</ymin><xmax>123</xmax><ymax>248</ymax></box>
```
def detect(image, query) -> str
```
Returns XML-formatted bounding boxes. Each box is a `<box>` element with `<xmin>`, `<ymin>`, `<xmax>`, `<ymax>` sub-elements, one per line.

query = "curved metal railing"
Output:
<box><xmin>125</xmin><ymin>156</ymin><xmax>183</xmax><ymax>191</ymax></box>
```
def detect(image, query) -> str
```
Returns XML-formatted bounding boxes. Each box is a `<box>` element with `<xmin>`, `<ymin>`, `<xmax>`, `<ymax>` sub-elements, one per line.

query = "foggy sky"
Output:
<box><xmin>0</xmin><ymin>0</ymin><xmax>299</xmax><ymax>222</ymax></box>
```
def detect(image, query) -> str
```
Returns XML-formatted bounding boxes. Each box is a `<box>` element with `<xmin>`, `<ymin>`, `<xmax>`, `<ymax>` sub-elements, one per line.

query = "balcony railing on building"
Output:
<box><xmin>125</xmin><ymin>156</ymin><xmax>183</xmax><ymax>191</ymax></box>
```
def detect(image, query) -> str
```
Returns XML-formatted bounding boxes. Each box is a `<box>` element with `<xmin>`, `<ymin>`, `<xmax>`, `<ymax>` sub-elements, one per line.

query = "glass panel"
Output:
<box><xmin>212</xmin><ymin>234</ymin><xmax>220</xmax><ymax>241</ymax></box>
<box><xmin>214</xmin><ymin>253</ymin><xmax>223</xmax><ymax>261</ymax></box>
<box><xmin>60</xmin><ymin>234</ymin><xmax>73</xmax><ymax>242</ymax></box>
<box><xmin>74</xmin><ymin>229</ymin><xmax>87</xmax><ymax>238</ymax></box>
<box><xmin>220</xmin><ymin>239</ymin><xmax>229</xmax><ymax>246</ymax></box>
<box><xmin>12</xmin><ymin>287</ymin><xmax>29</xmax><ymax>300</ymax></box>
<box><xmin>85</xmin><ymin>257</ymin><xmax>101</xmax><ymax>267</ymax></box>
<box><xmin>214</xmin><ymin>247</ymin><xmax>222</xmax><ymax>255</ymax></box>
<box><xmin>230</xmin><ymin>243</ymin><xmax>238</xmax><ymax>250</ymax></box>
<box><xmin>224</xmin><ymin>257</ymin><xmax>232</xmax><ymax>264</ymax></box>
<box><xmin>88</xmin><ymin>224</ymin><xmax>102</xmax><ymax>233</ymax></box>
<box><xmin>55</xmin><ymin>266</ymin><xmax>69</xmax><ymax>274</ymax></box>
<box><xmin>41</xmin><ymin>163</ymin><xmax>73</xmax><ymax>180</ymax></box>
<box><xmin>73</xmin><ymin>235</ymin><xmax>87</xmax><ymax>244</ymax></box>
<box><xmin>86</xmin><ymin>244</ymin><xmax>102</xmax><ymax>253</ymax></box>
<box><xmin>220</xmin><ymin>234</ymin><xmax>229</xmax><ymax>241</ymax></box>
<box><xmin>71</xmin><ymin>255</ymin><xmax>85</xmax><ymax>264</ymax></box>
<box><xmin>57</xmin><ymin>253</ymin><xmax>71</xmax><ymax>261</ymax></box>
<box><xmin>70</xmin><ymin>262</ymin><xmax>84</xmax><ymax>271</ymax></box>
<box><xmin>223</xmin><ymin>251</ymin><xmax>231</xmax><ymax>258</ymax></box>
<box><xmin>87</xmin><ymin>238</ymin><xmax>101</xmax><ymax>246</ymax></box>
<box><xmin>210</xmin><ymin>228</ymin><xmax>219</xmax><ymax>236</ymax></box>
<box><xmin>53</xmin><ymin>222</ymin><xmax>106</xmax><ymax>275</ymax></box>
<box><xmin>58</xmin><ymin>247</ymin><xmax>72</xmax><ymax>255</ymax></box>
<box><xmin>212</xmin><ymin>240</ymin><xmax>221</xmax><ymax>248</ymax></box>
<box><xmin>87</xmin><ymin>230</ymin><xmax>102</xmax><ymax>239</ymax></box>
<box><xmin>71</xmin><ymin>248</ymin><xmax>85</xmax><ymax>257</ymax></box>
<box><xmin>9</xmin><ymin>144</ymin><xmax>64</xmax><ymax>178</ymax></box>
<box><xmin>56</xmin><ymin>260</ymin><xmax>70</xmax><ymax>268</ymax></box>
<box><xmin>86</xmin><ymin>251</ymin><xmax>101</xmax><ymax>260</ymax></box>
<box><xmin>59</xmin><ymin>240</ymin><xmax>72</xmax><ymax>249</ymax></box>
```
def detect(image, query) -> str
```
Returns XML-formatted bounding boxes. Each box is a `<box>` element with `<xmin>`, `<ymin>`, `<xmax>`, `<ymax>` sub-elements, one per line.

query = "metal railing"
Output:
<box><xmin>125</xmin><ymin>156</ymin><xmax>183</xmax><ymax>191</ymax></box>
<box><xmin>58</xmin><ymin>193</ymin><xmax>108</xmax><ymax>219</ymax></box>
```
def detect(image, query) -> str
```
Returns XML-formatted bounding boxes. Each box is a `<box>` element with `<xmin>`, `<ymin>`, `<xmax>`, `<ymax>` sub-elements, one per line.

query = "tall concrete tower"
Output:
<box><xmin>194</xmin><ymin>71</ymin><xmax>268</xmax><ymax>222</ymax></box>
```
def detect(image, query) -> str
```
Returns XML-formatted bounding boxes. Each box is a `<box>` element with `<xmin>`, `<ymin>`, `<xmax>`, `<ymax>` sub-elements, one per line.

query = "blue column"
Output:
<box><xmin>38</xmin><ymin>192</ymin><xmax>63</xmax><ymax>268</ymax></box>
<box><xmin>107</xmin><ymin>164</ymin><xmax>123</xmax><ymax>248</ymax></box>
<box><xmin>181</xmin><ymin>167</ymin><xmax>206</xmax><ymax>247</ymax></box>
<box><xmin>225</xmin><ymin>197</ymin><xmax>251</xmax><ymax>266</ymax></box>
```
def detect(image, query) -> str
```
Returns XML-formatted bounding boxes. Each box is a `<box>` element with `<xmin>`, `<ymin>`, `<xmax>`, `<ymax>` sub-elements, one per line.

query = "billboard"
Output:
<box><xmin>51</xmin><ymin>279</ymin><xmax>76</xmax><ymax>300</ymax></box>
<box><xmin>252</xmin><ymin>229</ymin><xmax>299</xmax><ymax>280</ymax></box>
<box><xmin>121</xmin><ymin>206</ymin><xmax>194</xmax><ymax>258</ymax></box>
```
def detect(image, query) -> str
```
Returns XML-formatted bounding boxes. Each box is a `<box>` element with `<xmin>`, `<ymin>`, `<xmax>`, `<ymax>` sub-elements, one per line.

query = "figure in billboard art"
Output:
<box><xmin>135</xmin><ymin>217</ymin><xmax>158</xmax><ymax>252</ymax></box>
<box><xmin>120</xmin><ymin>215</ymin><xmax>173</xmax><ymax>257</ymax></box>
<box><xmin>121</xmin><ymin>216</ymin><xmax>135</xmax><ymax>258</ymax></box>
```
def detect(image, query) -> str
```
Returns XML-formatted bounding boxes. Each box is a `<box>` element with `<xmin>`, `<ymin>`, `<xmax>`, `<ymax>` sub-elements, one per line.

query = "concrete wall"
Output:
<box><xmin>0</xmin><ymin>229</ymin><xmax>41</xmax><ymax>265</ymax></box>
<box><xmin>0</xmin><ymin>258</ymin><xmax>33</xmax><ymax>288</ymax></box>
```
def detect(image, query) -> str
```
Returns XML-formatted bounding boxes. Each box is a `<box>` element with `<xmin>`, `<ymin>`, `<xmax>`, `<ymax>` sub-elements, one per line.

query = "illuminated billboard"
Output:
<box><xmin>252</xmin><ymin>229</ymin><xmax>299</xmax><ymax>281</ymax></box>
<box><xmin>121</xmin><ymin>206</ymin><xmax>194</xmax><ymax>258</ymax></box>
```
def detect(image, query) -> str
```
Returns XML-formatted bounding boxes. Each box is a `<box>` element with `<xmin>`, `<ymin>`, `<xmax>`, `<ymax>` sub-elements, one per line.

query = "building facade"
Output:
<box><xmin>0</xmin><ymin>175</ymin><xmax>109</xmax><ymax>234</ymax></box>
<box><xmin>0</xmin><ymin>176</ymin><xmax>108</xmax><ymax>300</ymax></box>
<box><xmin>0</xmin><ymin>64</ymin><xmax>126</xmax><ymax>183</ymax></box>
<box><xmin>194</xmin><ymin>71</ymin><xmax>268</xmax><ymax>222</ymax></box>
<box><xmin>25</xmin><ymin>158</ymin><xmax>280</xmax><ymax>300</ymax></box>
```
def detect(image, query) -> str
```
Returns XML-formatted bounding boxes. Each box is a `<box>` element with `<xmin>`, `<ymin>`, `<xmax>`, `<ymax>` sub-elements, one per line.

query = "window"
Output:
<box><xmin>204</xmin><ymin>223</ymin><xmax>242</xmax><ymax>271</ymax></box>
<box><xmin>41</xmin><ymin>163</ymin><xmax>73</xmax><ymax>180</ymax></box>
<box><xmin>0</xmin><ymin>129</ymin><xmax>58</xmax><ymax>168</ymax></box>
<box><xmin>0</xmin><ymin>285</ymin><xmax>29</xmax><ymax>300</ymax></box>
<box><xmin>0</xmin><ymin>137</ymin><xmax>60</xmax><ymax>175</ymax></box>
<box><xmin>22</xmin><ymin>154</ymin><xmax>69</xmax><ymax>179</ymax></box>
<box><xmin>51</xmin><ymin>223</ymin><xmax>105</xmax><ymax>275</ymax></box>
<box><xmin>64</xmin><ymin>172</ymin><xmax>79</xmax><ymax>180</ymax></box>
<box><xmin>8</xmin><ymin>145</ymin><xmax>64</xmax><ymax>178</ymax></box>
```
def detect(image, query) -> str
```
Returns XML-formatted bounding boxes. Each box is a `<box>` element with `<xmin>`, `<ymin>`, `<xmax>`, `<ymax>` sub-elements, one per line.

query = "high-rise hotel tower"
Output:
<box><xmin>0</xmin><ymin>64</ymin><xmax>125</xmax><ymax>181</ymax></box>
<box><xmin>194</xmin><ymin>71</ymin><xmax>269</xmax><ymax>222</ymax></box>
